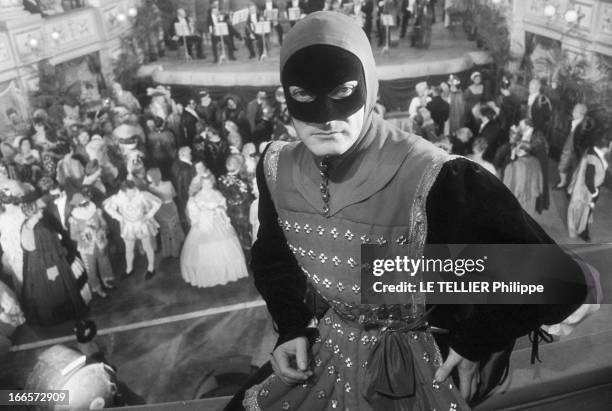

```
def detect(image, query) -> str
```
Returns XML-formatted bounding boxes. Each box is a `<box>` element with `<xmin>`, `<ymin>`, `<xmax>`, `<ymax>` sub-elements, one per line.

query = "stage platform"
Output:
<box><xmin>138</xmin><ymin>24</ymin><xmax>492</xmax><ymax>88</ymax></box>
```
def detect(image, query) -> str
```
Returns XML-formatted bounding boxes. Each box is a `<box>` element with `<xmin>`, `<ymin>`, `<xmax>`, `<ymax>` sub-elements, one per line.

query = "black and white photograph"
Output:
<box><xmin>0</xmin><ymin>0</ymin><xmax>611</xmax><ymax>410</ymax></box>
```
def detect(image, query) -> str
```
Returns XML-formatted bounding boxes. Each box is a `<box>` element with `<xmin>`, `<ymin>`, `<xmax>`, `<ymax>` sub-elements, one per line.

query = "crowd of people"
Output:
<box><xmin>0</xmin><ymin>79</ymin><xmax>299</xmax><ymax>332</ymax></box>
<box><xmin>400</xmin><ymin>71</ymin><xmax>611</xmax><ymax>241</ymax></box>
<box><xmin>168</xmin><ymin>0</ymin><xmax>444</xmax><ymax>62</ymax></box>
<box><xmin>0</xmin><ymin>65</ymin><xmax>609</xmax><ymax>335</ymax></box>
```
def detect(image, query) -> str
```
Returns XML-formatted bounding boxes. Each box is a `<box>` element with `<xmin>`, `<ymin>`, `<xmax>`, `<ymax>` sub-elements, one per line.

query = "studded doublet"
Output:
<box><xmin>244</xmin><ymin>140</ymin><xmax>468</xmax><ymax>411</ymax></box>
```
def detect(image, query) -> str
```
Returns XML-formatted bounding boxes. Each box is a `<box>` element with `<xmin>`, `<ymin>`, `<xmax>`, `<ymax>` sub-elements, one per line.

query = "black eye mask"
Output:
<box><xmin>282</xmin><ymin>45</ymin><xmax>367</xmax><ymax>123</ymax></box>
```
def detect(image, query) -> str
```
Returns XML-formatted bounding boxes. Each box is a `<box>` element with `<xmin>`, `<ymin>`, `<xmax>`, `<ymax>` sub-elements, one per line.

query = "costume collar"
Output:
<box><xmin>291</xmin><ymin>113</ymin><xmax>416</xmax><ymax>216</ymax></box>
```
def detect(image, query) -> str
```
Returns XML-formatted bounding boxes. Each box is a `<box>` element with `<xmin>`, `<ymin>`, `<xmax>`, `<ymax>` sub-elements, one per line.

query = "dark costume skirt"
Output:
<box><xmin>22</xmin><ymin>221</ymin><xmax>88</xmax><ymax>326</ymax></box>
<box><xmin>227</xmin><ymin>202</ymin><xmax>252</xmax><ymax>251</ymax></box>
<box><xmin>243</xmin><ymin>309</ymin><xmax>467</xmax><ymax>410</ymax></box>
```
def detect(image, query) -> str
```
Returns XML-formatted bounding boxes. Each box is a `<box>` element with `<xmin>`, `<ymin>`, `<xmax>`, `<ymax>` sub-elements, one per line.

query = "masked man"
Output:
<box><xmin>232</xmin><ymin>11</ymin><xmax>587</xmax><ymax>411</ymax></box>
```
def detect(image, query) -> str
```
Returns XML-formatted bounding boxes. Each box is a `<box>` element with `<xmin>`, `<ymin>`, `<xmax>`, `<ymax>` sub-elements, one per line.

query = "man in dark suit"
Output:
<box><xmin>426</xmin><ymin>86</ymin><xmax>450</xmax><ymax>136</ymax></box>
<box><xmin>44</xmin><ymin>185</ymin><xmax>78</xmax><ymax>256</ymax></box>
<box><xmin>246</xmin><ymin>91</ymin><xmax>268</xmax><ymax>137</ymax></box>
<box><xmin>170</xmin><ymin>147</ymin><xmax>196</xmax><ymax>231</ymax></box>
<box><xmin>399</xmin><ymin>0</ymin><xmax>413</xmax><ymax>38</ymax></box>
<box><xmin>207</xmin><ymin>3</ymin><xmax>238</xmax><ymax>63</ymax></box>
<box><xmin>169</xmin><ymin>8</ymin><xmax>205</xmax><ymax>59</ymax></box>
<box><xmin>196</xmin><ymin>91</ymin><xmax>220</xmax><ymax>130</ymax></box>
<box><xmin>181</xmin><ymin>98</ymin><xmax>200</xmax><ymax>147</ymax></box>
<box><xmin>556</xmin><ymin>103</ymin><xmax>594</xmax><ymax>188</ymax></box>
<box><xmin>477</xmin><ymin>104</ymin><xmax>501</xmax><ymax>164</ymax></box>
<box><xmin>527</xmin><ymin>79</ymin><xmax>552</xmax><ymax>137</ymax></box>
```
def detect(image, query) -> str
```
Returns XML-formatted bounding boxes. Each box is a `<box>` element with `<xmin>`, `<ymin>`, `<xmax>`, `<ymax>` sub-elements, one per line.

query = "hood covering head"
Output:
<box><xmin>280</xmin><ymin>12</ymin><xmax>378</xmax><ymax>126</ymax></box>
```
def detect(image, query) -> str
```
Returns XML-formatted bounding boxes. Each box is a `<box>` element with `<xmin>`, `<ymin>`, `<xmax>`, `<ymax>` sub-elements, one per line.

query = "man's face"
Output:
<box><xmin>227</xmin><ymin>99</ymin><xmax>237</xmax><ymax>110</ymax></box>
<box><xmin>178</xmin><ymin>8</ymin><xmax>186</xmax><ymax>18</ymax></box>
<box><xmin>257</xmin><ymin>92</ymin><xmax>267</xmax><ymax>103</ymax></box>
<box><xmin>292</xmin><ymin>107</ymin><xmax>365</xmax><ymax>157</ymax></box>
<box><xmin>529</xmin><ymin>80</ymin><xmax>540</xmax><ymax>95</ymax></box>
<box><xmin>200</xmin><ymin>96</ymin><xmax>211</xmax><ymax>107</ymax></box>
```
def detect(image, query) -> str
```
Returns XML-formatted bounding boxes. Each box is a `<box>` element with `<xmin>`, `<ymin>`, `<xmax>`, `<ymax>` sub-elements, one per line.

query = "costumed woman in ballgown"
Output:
<box><xmin>180</xmin><ymin>171</ymin><xmax>248</xmax><ymax>288</ymax></box>
<box><xmin>502</xmin><ymin>119</ymin><xmax>543</xmax><ymax>215</ymax></box>
<box><xmin>20</xmin><ymin>193</ymin><xmax>90</xmax><ymax>326</ymax></box>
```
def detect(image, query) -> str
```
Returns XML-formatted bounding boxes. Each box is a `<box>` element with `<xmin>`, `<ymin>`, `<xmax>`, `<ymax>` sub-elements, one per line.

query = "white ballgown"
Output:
<box><xmin>180</xmin><ymin>189</ymin><xmax>249</xmax><ymax>288</ymax></box>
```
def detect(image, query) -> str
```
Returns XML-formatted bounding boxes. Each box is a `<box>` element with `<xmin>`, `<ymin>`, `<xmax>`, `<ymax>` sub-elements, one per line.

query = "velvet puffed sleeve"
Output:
<box><xmin>425</xmin><ymin>157</ymin><xmax>587</xmax><ymax>361</ymax></box>
<box><xmin>251</xmin><ymin>149</ymin><xmax>315</xmax><ymax>348</ymax></box>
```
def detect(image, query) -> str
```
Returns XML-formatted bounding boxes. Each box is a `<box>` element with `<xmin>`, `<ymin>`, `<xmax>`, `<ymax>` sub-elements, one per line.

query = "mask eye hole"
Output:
<box><xmin>288</xmin><ymin>86</ymin><xmax>316</xmax><ymax>103</ymax></box>
<box><xmin>329</xmin><ymin>81</ymin><xmax>358</xmax><ymax>100</ymax></box>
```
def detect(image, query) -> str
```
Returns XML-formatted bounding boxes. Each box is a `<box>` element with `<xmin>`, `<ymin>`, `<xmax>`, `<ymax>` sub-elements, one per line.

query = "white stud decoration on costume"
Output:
<box><xmin>376</xmin><ymin>236</ymin><xmax>387</xmax><ymax>245</ymax></box>
<box><xmin>344</xmin><ymin>229</ymin><xmax>354</xmax><ymax>241</ymax></box>
<box><xmin>315</xmin><ymin>358</ymin><xmax>323</xmax><ymax>367</ymax></box>
<box><xmin>352</xmin><ymin>284</ymin><xmax>361</xmax><ymax>294</ymax></box>
<box><xmin>282</xmin><ymin>400</ymin><xmax>291</xmax><ymax>409</ymax></box>
<box><xmin>345</xmin><ymin>358</ymin><xmax>352</xmax><ymax>367</ymax></box>
<box><xmin>348</xmin><ymin>332</ymin><xmax>357</xmax><ymax>342</ymax></box>
<box><xmin>323</xmin><ymin>279</ymin><xmax>332</xmax><ymax>288</ymax></box>
<box><xmin>327</xmin><ymin>365</ymin><xmax>336</xmax><ymax>375</ymax></box>
<box><xmin>337</xmin><ymin>282</ymin><xmax>345</xmax><ymax>292</ymax></box>
<box><xmin>304</xmin><ymin>224</ymin><xmax>312</xmax><ymax>234</ymax></box>
<box><xmin>332</xmin><ymin>256</ymin><xmax>341</xmax><ymax>266</ymax></box>
<box><xmin>331</xmin><ymin>399</ymin><xmax>339</xmax><ymax>408</ymax></box>
<box><xmin>308</xmin><ymin>250</ymin><xmax>316</xmax><ymax>259</ymax></box>
<box><xmin>347</xmin><ymin>258</ymin><xmax>357</xmax><ymax>268</ymax></box>
<box><xmin>324</xmin><ymin>317</ymin><xmax>332</xmax><ymax>325</ymax></box>
<box><xmin>344</xmin><ymin>382</ymin><xmax>352</xmax><ymax>392</ymax></box>
<box><xmin>360</xmin><ymin>234</ymin><xmax>370</xmax><ymax>244</ymax></box>
<box><xmin>259</xmin><ymin>389</ymin><xmax>269</xmax><ymax>398</ymax></box>
<box><xmin>317</xmin><ymin>225</ymin><xmax>325</xmax><ymax>235</ymax></box>
<box><xmin>284</xmin><ymin>221</ymin><xmax>291</xmax><ymax>231</ymax></box>
<box><xmin>330</xmin><ymin>227</ymin><xmax>339</xmax><ymax>238</ymax></box>
<box><xmin>324</xmin><ymin>338</ymin><xmax>333</xmax><ymax>348</ymax></box>
<box><xmin>319</xmin><ymin>253</ymin><xmax>328</xmax><ymax>263</ymax></box>
<box><xmin>294</xmin><ymin>222</ymin><xmax>301</xmax><ymax>233</ymax></box>
<box><xmin>396</xmin><ymin>235</ymin><xmax>408</xmax><ymax>245</ymax></box>
<box><xmin>317</xmin><ymin>390</ymin><xmax>326</xmax><ymax>399</ymax></box>
<box><xmin>312</xmin><ymin>274</ymin><xmax>320</xmax><ymax>284</ymax></box>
